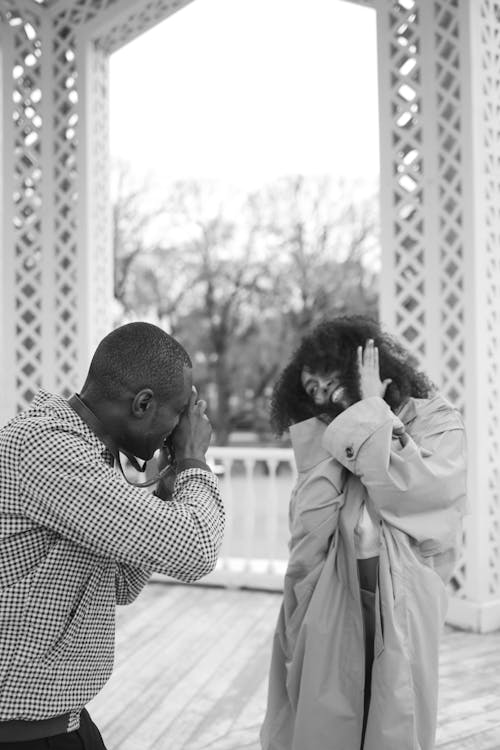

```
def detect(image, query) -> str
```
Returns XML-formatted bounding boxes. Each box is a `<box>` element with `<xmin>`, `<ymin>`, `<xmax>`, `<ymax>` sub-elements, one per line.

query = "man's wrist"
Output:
<box><xmin>175</xmin><ymin>457</ymin><xmax>212</xmax><ymax>473</ymax></box>
<box><xmin>175</xmin><ymin>451</ymin><xmax>206</xmax><ymax>463</ymax></box>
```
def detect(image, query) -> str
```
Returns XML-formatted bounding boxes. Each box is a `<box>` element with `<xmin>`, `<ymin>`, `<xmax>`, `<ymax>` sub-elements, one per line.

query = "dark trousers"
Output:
<box><xmin>0</xmin><ymin>710</ymin><xmax>107</xmax><ymax>749</ymax></box>
<box><xmin>358</xmin><ymin>556</ymin><xmax>379</xmax><ymax>750</ymax></box>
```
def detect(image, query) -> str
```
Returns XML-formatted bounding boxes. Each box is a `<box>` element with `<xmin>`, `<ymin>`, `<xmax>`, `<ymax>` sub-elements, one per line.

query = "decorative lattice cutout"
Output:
<box><xmin>50</xmin><ymin>3</ymin><xmax>88</xmax><ymax>393</ymax></box>
<box><xmin>97</xmin><ymin>0</ymin><xmax>192</xmax><ymax>54</ymax></box>
<box><xmin>478</xmin><ymin>0</ymin><xmax>500</xmax><ymax>598</ymax></box>
<box><xmin>433</xmin><ymin>0</ymin><xmax>466</xmax><ymax>414</ymax></box>
<box><xmin>0</xmin><ymin>4</ymin><xmax>44</xmax><ymax>410</ymax></box>
<box><xmin>0</xmin><ymin>0</ymin><xmax>199</xmax><ymax>406</ymax></box>
<box><xmin>431</xmin><ymin>0</ymin><xmax>468</xmax><ymax>599</ymax></box>
<box><xmin>381</xmin><ymin>1</ymin><xmax>428</xmax><ymax>363</ymax></box>
<box><xmin>376</xmin><ymin>0</ymin><xmax>471</xmax><ymax>599</ymax></box>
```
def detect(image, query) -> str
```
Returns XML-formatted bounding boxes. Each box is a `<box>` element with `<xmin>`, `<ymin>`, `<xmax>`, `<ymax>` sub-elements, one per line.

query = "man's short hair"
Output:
<box><xmin>85</xmin><ymin>322</ymin><xmax>192</xmax><ymax>402</ymax></box>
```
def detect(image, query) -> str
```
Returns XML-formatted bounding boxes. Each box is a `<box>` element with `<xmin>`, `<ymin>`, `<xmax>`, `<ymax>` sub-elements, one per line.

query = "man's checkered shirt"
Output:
<box><xmin>0</xmin><ymin>390</ymin><xmax>224</xmax><ymax>729</ymax></box>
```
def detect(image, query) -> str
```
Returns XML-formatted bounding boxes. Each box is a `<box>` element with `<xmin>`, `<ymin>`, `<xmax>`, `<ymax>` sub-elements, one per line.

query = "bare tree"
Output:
<box><xmin>111</xmin><ymin>167</ymin><xmax>380</xmax><ymax>444</ymax></box>
<box><xmin>157</xmin><ymin>180</ymin><xmax>272</xmax><ymax>444</ymax></box>
<box><xmin>112</xmin><ymin>160</ymin><xmax>166</xmax><ymax>314</ymax></box>
<box><xmin>259</xmin><ymin>175</ymin><xmax>379</xmax><ymax>338</ymax></box>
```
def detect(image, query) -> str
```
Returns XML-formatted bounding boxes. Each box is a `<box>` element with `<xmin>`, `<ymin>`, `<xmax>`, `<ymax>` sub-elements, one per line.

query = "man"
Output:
<box><xmin>0</xmin><ymin>322</ymin><xmax>225</xmax><ymax>748</ymax></box>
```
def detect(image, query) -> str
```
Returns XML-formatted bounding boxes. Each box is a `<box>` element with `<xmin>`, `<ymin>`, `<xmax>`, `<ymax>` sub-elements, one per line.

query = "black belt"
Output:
<box><xmin>0</xmin><ymin>713</ymin><xmax>72</xmax><ymax>742</ymax></box>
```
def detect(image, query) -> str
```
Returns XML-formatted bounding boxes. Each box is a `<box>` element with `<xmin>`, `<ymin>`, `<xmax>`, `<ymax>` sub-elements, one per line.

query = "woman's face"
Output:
<box><xmin>300</xmin><ymin>367</ymin><xmax>353</xmax><ymax>411</ymax></box>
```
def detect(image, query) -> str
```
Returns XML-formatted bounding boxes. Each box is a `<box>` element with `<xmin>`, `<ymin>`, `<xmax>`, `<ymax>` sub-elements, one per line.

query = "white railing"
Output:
<box><xmin>203</xmin><ymin>446</ymin><xmax>296</xmax><ymax>589</ymax></box>
<box><xmin>152</xmin><ymin>446</ymin><xmax>296</xmax><ymax>589</ymax></box>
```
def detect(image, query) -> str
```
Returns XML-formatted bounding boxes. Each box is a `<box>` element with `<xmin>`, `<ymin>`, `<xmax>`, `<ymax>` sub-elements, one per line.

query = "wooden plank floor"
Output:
<box><xmin>88</xmin><ymin>583</ymin><xmax>500</xmax><ymax>750</ymax></box>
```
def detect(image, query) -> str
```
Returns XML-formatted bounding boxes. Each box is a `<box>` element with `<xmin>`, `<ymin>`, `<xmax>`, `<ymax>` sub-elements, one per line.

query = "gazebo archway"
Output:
<box><xmin>1</xmin><ymin>0</ymin><xmax>499</xmax><ymax>632</ymax></box>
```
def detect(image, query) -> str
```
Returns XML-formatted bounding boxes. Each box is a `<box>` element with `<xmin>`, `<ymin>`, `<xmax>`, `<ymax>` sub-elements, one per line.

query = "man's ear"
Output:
<box><xmin>131</xmin><ymin>388</ymin><xmax>154</xmax><ymax>418</ymax></box>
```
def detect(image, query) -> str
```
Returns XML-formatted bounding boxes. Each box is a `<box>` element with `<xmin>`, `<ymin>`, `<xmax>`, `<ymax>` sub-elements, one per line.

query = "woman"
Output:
<box><xmin>260</xmin><ymin>316</ymin><xmax>467</xmax><ymax>750</ymax></box>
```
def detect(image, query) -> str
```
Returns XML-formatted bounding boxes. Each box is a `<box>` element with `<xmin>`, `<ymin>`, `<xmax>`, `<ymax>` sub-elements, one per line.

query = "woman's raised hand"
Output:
<box><xmin>357</xmin><ymin>339</ymin><xmax>392</xmax><ymax>399</ymax></box>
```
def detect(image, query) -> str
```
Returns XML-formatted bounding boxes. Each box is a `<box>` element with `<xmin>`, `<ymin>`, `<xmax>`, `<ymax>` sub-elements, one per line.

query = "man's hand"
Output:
<box><xmin>170</xmin><ymin>387</ymin><xmax>212</xmax><ymax>462</ymax></box>
<box><xmin>357</xmin><ymin>339</ymin><xmax>392</xmax><ymax>400</ymax></box>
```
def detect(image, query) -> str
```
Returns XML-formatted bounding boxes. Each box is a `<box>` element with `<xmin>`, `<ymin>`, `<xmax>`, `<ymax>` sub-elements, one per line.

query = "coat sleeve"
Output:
<box><xmin>284</xmin><ymin>419</ymin><xmax>344</xmax><ymax>607</ymax></box>
<box><xmin>280</xmin><ymin>419</ymin><xmax>345</xmax><ymax>653</ymax></box>
<box><xmin>289</xmin><ymin>455</ymin><xmax>345</xmax><ymax>553</ymax></box>
<box><xmin>321</xmin><ymin>397</ymin><xmax>467</xmax><ymax>556</ymax></box>
<box><xmin>288</xmin><ymin>417</ymin><xmax>345</xmax><ymax>552</ymax></box>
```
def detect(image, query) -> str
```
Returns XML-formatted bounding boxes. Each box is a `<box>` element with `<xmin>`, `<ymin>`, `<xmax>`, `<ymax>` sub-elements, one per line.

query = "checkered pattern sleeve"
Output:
<box><xmin>114</xmin><ymin>563</ymin><xmax>152</xmax><ymax>604</ymax></box>
<box><xmin>19</xmin><ymin>425</ymin><xmax>225</xmax><ymax>582</ymax></box>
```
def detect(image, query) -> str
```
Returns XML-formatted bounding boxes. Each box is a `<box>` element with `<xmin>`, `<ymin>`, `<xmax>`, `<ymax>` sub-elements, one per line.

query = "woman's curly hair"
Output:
<box><xmin>270</xmin><ymin>315</ymin><xmax>435</xmax><ymax>436</ymax></box>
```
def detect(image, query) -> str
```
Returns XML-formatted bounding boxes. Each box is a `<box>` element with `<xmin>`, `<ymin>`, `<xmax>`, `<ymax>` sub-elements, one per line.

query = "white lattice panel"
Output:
<box><xmin>50</xmin><ymin>0</ymin><xmax>117</xmax><ymax>26</ymax></box>
<box><xmin>0</xmin><ymin>0</ymin><xmax>202</xmax><ymax>408</ymax></box>
<box><xmin>477</xmin><ymin>0</ymin><xmax>500</xmax><ymax>599</ymax></box>
<box><xmin>49</xmin><ymin>1</ymin><xmax>120</xmax><ymax>393</ymax></box>
<box><xmin>354</xmin><ymin>1</ymin><xmax>467</xmax><ymax>406</ymax></box>
<box><xmin>376</xmin><ymin>0</ymin><xmax>471</xmax><ymax>599</ymax></box>
<box><xmin>0</xmin><ymin>4</ymin><xmax>44</xmax><ymax>410</ymax></box>
<box><xmin>86</xmin><ymin>44</ymin><xmax>113</xmax><ymax>349</ymax></box>
<box><xmin>378</xmin><ymin>0</ymin><xmax>429</xmax><ymax>364</ymax></box>
<box><xmin>430</xmin><ymin>0</ymin><xmax>468</xmax><ymax>599</ymax></box>
<box><xmin>96</xmin><ymin>0</ymin><xmax>193</xmax><ymax>54</ymax></box>
<box><xmin>433</xmin><ymin>0</ymin><xmax>466</xmax><ymax>413</ymax></box>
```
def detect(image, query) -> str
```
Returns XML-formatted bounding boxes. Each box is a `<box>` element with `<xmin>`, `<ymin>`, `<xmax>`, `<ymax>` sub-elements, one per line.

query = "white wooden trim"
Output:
<box><xmin>446</xmin><ymin>596</ymin><xmax>500</xmax><ymax>634</ymax></box>
<box><xmin>0</xmin><ymin>19</ymin><xmax>16</xmax><ymax>424</ymax></box>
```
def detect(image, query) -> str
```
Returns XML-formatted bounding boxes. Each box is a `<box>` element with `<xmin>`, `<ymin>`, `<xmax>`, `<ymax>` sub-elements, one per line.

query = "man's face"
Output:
<box><xmin>126</xmin><ymin>367</ymin><xmax>193</xmax><ymax>460</ymax></box>
<box><xmin>300</xmin><ymin>367</ymin><xmax>353</xmax><ymax>412</ymax></box>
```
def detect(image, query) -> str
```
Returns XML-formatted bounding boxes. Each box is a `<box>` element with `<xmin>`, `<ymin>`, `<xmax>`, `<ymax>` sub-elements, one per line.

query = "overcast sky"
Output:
<box><xmin>109</xmin><ymin>0</ymin><xmax>379</xmax><ymax>188</ymax></box>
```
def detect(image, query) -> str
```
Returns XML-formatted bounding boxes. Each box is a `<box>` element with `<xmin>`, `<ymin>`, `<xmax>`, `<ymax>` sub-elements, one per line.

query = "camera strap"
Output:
<box><xmin>67</xmin><ymin>393</ymin><xmax>173</xmax><ymax>488</ymax></box>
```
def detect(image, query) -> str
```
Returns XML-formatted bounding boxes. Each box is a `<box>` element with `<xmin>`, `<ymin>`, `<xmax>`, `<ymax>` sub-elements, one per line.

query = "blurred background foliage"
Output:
<box><xmin>112</xmin><ymin>161</ymin><xmax>380</xmax><ymax>444</ymax></box>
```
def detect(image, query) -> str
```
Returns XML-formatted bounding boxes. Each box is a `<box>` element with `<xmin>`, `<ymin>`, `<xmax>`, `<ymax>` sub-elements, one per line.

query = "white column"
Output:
<box><xmin>0</xmin><ymin>0</ymin><xmax>114</xmax><ymax>426</ymax></box>
<box><xmin>0</xmin><ymin>3</ymin><xmax>48</xmax><ymax>424</ymax></box>
<box><xmin>454</xmin><ymin>0</ymin><xmax>500</xmax><ymax>632</ymax></box>
<box><xmin>376</xmin><ymin>0</ymin><xmax>500</xmax><ymax>631</ymax></box>
<box><xmin>376</xmin><ymin>0</ymin><xmax>442</xmax><ymax>384</ymax></box>
<box><xmin>0</xmin><ymin>12</ymin><xmax>16</xmax><ymax>426</ymax></box>
<box><xmin>47</xmin><ymin>0</ymin><xmax>115</xmax><ymax>396</ymax></box>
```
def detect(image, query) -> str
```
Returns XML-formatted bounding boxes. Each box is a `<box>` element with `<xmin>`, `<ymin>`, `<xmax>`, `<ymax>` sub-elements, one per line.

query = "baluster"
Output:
<box><xmin>243</xmin><ymin>458</ymin><xmax>256</xmax><ymax>578</ymax></box>
<box><xmin>266</xmin><ymin>458</ymin><xmax>279</xmax><ymax>576</ymax></box>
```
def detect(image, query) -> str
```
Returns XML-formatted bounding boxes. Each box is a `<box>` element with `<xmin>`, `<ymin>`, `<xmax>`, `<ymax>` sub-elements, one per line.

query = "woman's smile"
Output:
<box><xmin>300</xmin><ymin>368</ymin><xmax>351</xmax><ymax>409</ymax></box>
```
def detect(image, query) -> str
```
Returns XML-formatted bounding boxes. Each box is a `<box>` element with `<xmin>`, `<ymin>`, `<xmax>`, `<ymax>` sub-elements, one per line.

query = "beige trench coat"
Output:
<box><xmin>260</xmin><ymin>395</ymin><xmax>467</xmax><ymax>750</ymax></box>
